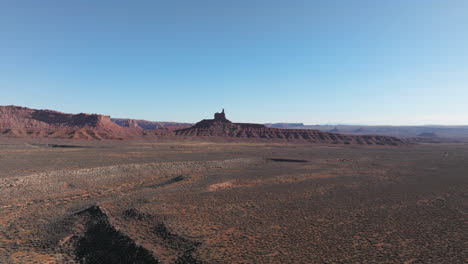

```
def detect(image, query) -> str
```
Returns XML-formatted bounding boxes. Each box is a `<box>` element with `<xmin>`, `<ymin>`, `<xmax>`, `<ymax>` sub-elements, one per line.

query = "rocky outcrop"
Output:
<box><xmin>0</xmin><ymin>105</ymin><xmax>134</xmax><ymax>140</ymax></box>
<box><xmin>176</xmin><ymin>110</ymin><xmax>404</xmax><ymax>145</ymax></box>
<box><xmin>214</xmin><ymin>109</ymin><xmax>227</xmax><ymax>121</ymax></box>
<box><xmin>0</xmin><ymin>105</ymin><xmax>51</xmax><ymax>129</ymax></box>
<box><xmin>0</xmin><ymin>106</ymin><xmax>120</xmax><ymax>129</ymax></box>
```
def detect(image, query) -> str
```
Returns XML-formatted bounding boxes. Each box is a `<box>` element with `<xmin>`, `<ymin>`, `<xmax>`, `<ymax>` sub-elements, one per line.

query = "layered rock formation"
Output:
<box><xmin>0</xmin><ymin>105</ymin><xmax>133</xmax><ymax>140</ymax></box>
<box><xmin>176</xmin><ymin>110</ymin><xmax>404</xmax><ymax>145</ymax></box>
<box><xmin>0</xmin><ymin>106</ymin><xmax>405</xmax><ymax>145</ymax></box>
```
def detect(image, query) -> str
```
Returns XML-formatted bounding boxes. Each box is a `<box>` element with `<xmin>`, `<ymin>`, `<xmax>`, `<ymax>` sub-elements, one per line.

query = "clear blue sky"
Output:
<box><xmin>1</xmin><ymin>0</ymin><xmax>467</xmax><ymax>125</ymax></box>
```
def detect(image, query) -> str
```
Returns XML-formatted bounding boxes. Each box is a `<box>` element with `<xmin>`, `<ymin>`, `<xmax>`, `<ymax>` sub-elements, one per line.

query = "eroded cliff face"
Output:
<box><xmin>0</xmin><ymin>106</ymin><xmax>118</xmax><ymax>129</ymax></box>
<box><xmin>0</xmin><ymin>106</ymin><xmax>48</xmax><ymax>129</ymax></box>
<box><xmin>0</xmin><ymin>106</ymin><xmax>133</xmax><ymax>139</ymax></box>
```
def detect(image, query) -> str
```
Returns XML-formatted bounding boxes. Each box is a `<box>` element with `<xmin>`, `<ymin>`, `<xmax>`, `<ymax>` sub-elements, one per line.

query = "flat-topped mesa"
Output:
<box><xmin>187</xmin><ymin>109</ymin><xmax>235</xmax><ymax>130</ymax></box>
<box><xmin>175</xmin><ymin>110</ymin><xmax>405</xmax><ymax>145</ymax></box>
<box><xmin>214</xmin><ymin>109</ymin><xmax>227</xmax><ymax>121</ymax></box>
<box><xmin>0</xmin><ymin>105</ymin><xmax>135</xmax><ymax>140</ymax></box>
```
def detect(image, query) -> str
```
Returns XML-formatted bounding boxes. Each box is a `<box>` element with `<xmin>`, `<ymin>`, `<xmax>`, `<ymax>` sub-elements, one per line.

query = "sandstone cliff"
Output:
<box><xmin>0</xmin><ymin>106</ymin><xmax>132</xmax><ymax>139</ymax></box>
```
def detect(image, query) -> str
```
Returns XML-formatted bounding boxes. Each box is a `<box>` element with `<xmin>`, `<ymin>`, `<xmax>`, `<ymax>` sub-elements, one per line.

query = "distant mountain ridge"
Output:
<box><xmin>265</xmin><ymin>123</ymin><xmax>468</xmax><ymax>140</ymax></box>
<box><xmin>265</xmin><ymin>123</ymin><xmax>305</xmax><ymax>128</ymax></box>
<box><xmin>111</xmin><ymin>118</ymin><xmax>191</xmax><ymax>130</ymax></box>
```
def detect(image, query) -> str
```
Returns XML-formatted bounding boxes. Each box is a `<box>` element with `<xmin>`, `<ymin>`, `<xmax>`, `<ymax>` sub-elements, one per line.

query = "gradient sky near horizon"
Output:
<box><xmin>1</xmin><ymin>1</ymin><xmax>467</xmax><ymax>125</ymax></box>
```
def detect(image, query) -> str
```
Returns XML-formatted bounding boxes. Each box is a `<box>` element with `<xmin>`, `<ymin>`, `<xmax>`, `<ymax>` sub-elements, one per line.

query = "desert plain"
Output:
<box><xmin>0</xmin><ymin>137</ymin><xmax>466</xmax><ymax>264</ymax></box>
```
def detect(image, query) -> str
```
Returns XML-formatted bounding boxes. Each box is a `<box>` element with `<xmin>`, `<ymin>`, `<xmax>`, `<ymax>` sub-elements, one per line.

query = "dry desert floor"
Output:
<box><xmin>0</xmin><ymin>138</ymin><xmax>467</xmax><ymax>263</ymax></box>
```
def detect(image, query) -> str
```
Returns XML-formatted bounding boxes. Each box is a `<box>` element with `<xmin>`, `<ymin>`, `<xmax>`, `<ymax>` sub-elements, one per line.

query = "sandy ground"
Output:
<box><xmin>0</xmin><ymin>138</ymin><xmax>467</xmax><ymax>263</ymax></box>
